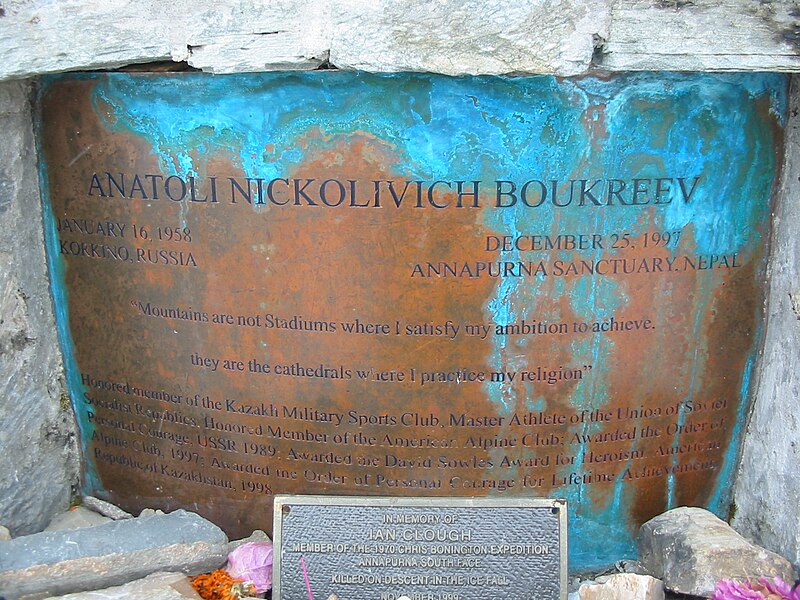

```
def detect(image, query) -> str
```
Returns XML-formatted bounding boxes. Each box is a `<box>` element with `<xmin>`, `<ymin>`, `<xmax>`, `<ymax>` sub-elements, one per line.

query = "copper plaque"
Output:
<box><xmin>272</xmin><ymin>496</ymin><xmax>567</xmax><ymax>600</ymax></box>
<box><xmin>37</xmin><ymin>72</ymin><xmax>786</xmax><ymax>568</ymax></box>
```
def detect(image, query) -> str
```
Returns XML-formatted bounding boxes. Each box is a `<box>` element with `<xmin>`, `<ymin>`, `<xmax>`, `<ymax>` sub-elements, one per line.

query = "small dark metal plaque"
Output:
<box><xmin>273</xmin><ymin>496</ymin><xmax>567</xmax><ymax>600</ymax></box>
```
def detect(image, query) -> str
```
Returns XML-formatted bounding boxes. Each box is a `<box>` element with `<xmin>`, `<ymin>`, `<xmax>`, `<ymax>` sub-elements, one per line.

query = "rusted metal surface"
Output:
<box><xmin>37</xmin><ymin>72</ymin><xmax>786</xmax><ymax>568</ymax></box>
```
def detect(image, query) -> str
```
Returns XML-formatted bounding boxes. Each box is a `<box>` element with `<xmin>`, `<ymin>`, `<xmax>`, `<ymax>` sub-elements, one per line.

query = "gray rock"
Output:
<box><xmin>0</xmin><ymin>0</ymin><xmax>610</xmax><ymax>81</ymax></box>
<box><xmin>638</xmin><ymin>507</ymin><xmax>794</xmax><ymax>597</ymax></box>
<box><xmin>0</xmin><ymin>525</ymin><xmax>10</xmax><ymax>541</ymax></box>
<box><xmin>81</xmin><ymin>497</ymin><xmax>132</xmax><ymax>520</ymax></box>
<box><xmin>45</xmin><ymin>571</ymin><xmax>201</xmax><ymax>599</ymax></box>
<box><xmin>3</xmin><ymin>0</ymin><xmax>800</xmax><ymax>82</ymax></box>
<box><xmin>226</xmin><ymin>529</ymin><xmax>271</xmax><ymax>554</ymax></box>
<box><xmin>732</xmin><ymin>76</ymin><xmax>800</xmax><ymax>569</ymax></box>
<box><xmin>328</xmin><ymin>0</ymin><xmax>610</xmax><ymax>77</ymax></box>
<box><xmin>0</xmin><ymin>79</ymin><xmax>79</xmax><ymax>539</ymax></box>
<box><xmin>579</xmin><ymin>573</ymin><xmax>665</xmax><ymax>600</ymax></box>
<box><xmin>614</xmin><ymin>559</ymin><xmax>651</xmax><ymax>576</ymax></box>
<box><xmin>44</xmin><ymin>507</ymin><xmax>112</xmax><ymax>532</ymax></box>
<box><xmin>569</xmin><ymin>576</ymin><xmax>586</xmax><ymax>592</ymax></box>
<box><xmin>0</xmin><ymin>509</ymin><xmax>228</xmax><ymax>599</ymax></box>
<box><xmin>604</xmin><ymin>1</ymin><xmax>800</xmax><ymax>73</ymax></box>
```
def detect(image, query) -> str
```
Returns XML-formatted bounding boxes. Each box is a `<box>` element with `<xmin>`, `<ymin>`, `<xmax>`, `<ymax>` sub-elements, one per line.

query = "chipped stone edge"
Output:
<box><xmin>0</xmin><ymin>540</ymin><xmax>227</xmax><ymax>597</ymax></box>
<box><xmin>2</xmin><ymin>1</ymin><xmax>800</xmax><ymax>81</ymax></box>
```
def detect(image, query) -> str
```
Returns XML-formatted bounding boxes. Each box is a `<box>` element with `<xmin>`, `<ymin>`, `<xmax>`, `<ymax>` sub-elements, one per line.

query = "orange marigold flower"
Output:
<box><xmin>190</xmin><ymin>569</ymin><xmax>257</xmax><ymax>600</ymax></box>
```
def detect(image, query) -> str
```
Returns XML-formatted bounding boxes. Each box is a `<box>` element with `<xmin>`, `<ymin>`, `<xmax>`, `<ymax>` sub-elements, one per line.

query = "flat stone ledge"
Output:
<box><xmin>45</xmin><ymin>572</ymin><xmax>202</xmax><ymax>600</ymax></box>
<box><xmin>7</xmin><ymin>0</ymin><xmax>800</xmax><ymax>80</ymax></box>
<box><xmin>603</xmin><ymin>0</ymin><xmax>800</xmax><ymax>72</ymax></box>
<box><xmin>0</xmin><ymin>510</ymin><xmax>227</xmax><ymax>599</ymax></box>
<box><xmin>0</xmin><ymin>0</ymin><xmax>608</xmax><ymax>80</ymax></box>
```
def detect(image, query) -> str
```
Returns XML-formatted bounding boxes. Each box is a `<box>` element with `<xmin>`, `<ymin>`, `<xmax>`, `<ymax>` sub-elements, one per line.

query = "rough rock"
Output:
<box><xmin>733</xmin><ymin>76</ymin><xmax>800</xmax><ymax>568</ymax></box>
<box><xmin>81</xmin><ymin>497</ymin><xmax>133</xmax><ymax>520</ymax></box>
<box><xmin>0</xmin><ymin>510</ymin><xmax>228</xmax><ymax>599</ymax></box>
<box><xmin>0</xmin><ymin>526</ymin><xmax>10</xmax><ymax>541</ymax></box>
<box><xmin>226</xmin><ymin>529</ymin><xmax>271</xmax><ymax>554</ymax></box>
<box><xmin>45</xmin><ymin>571</ymin><xmax>202</xmax><ymax>599</ymax></box>
<box><xmin>613</xmin><ymin>559</ymin><xmax>651</xmax><ymax>576</ymax></box>
<box><xmin>638</xmin><ymin>507</ymin><xmax>794</xmax><ymax>597</ymax></box>
<box><xmin>0</xmin><ymin>79</ymin><xmax>79</xmax><ymax>538</ymax></box>
<box><xmin>328</xmin><ymin>0</ymin><xmax>610</xmax><ymax>76</ymax></box>
<box><xmin>579</xmin><ymin>573</ymin><xmax>665</xmax><ymax>600</ymax></box>
<box><xmin>44</xmin><ymin>507</ymin><xmax>112</xmax><ymax>532</ymax></box>
<box><xmin>604</xmin><ymin>0</ymin><xmax>800</xmax><ymax>72</ymax></box>
<box><xmin>4</xmin><ymin>0</ymin><xmax>800</xmax><ymax>81</ymax></box>
<box><xmin>0</xmin><ymin>0</ymin><xmax>609</xmax><ymax>80</ymax></box>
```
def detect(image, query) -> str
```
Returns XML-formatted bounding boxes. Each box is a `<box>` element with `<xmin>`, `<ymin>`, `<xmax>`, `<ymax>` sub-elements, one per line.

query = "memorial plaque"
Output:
<box><xmin>37</xmin><ymin>72</ymin><xmax>787</xmax><ymax>568</ymax></box>
<box><xmin>272</xmin><ymin>496</ymin><xmax>567</xmax><ymax>600</ymax></box>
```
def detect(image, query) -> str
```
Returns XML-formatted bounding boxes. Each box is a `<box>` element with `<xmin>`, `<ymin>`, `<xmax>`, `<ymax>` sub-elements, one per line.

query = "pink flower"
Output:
<box><xmin>226</xmin><ymin>541</ymin><xmax>274</xmax><ymax>593</ymax></box>
<box><xmin>713</xmin><ymin>577</ymin><xmax>800</xmax><ymax>600</ymax></box>
<box><xmin>713</xmin><ymin>579</ymin><xmax>770</xmax><ymax>600</ymax></box>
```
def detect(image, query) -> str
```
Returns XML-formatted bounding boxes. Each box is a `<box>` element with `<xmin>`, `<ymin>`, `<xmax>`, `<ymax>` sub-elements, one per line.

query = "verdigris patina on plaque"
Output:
<box><xmin>37</xmin><ymin>72</ymin><xmax>786</xmax><ymax>568</ymax></box>
<box><xmin>272</xmin><ymin>496</ymin><xmax>567</xmax><ymax>600</ymax></box>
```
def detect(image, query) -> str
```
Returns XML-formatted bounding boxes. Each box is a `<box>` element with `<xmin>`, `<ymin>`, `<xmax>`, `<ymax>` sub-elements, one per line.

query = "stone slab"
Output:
<box><xmin>272</xmin><ymin>496</ymin><xmax>567</xmax><ymax>600</ymax></box>
<box><xmin>0</xmin><ymin>79</ymin><xmax>78</xmax><ymax>537</ymax></box>
<box><xmin>604</xmin><ymin>0</ymin><xmax>800</xmax><ymax>72</ymax></box>
<box><xmin>733</xmin><ymin>77</ymin><xmax>800</xmax><ymax>568</ymax></box>
<box><xmin>327</xmin><ymin>0</ymin><xmax>609</xmax><ymax>76</ymax></box>
<box><xmin>3</xmin><ymin>0</ymin><xmax>800</xmax><ymax>80</ymax></box>
<box><xmin>0</xmin><ymin>510</ymin><xmax>228</xmax><ymax>599</ymax></box>
<box><xmin>81</xmin><ymin>497</ymin><xmax>133</xmax><ymax>520</ymax></box>
<box><xmin>44</xmin><ymin>507</ymin><xmax>112</xmax><ymax>532</ymax></box>
<box><xmin>637</xmin><ymin>507</ymin><xmax>794</xmax><ymax>597</ymax></box>
<box><xmin>45</xmin><ymin>572</ymin><xmax>202</xmax><ymax>600</ymax></box>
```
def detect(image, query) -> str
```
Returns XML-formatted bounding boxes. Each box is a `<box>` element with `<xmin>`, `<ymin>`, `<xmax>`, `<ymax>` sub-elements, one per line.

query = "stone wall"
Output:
<box><xmin>731</xmin><ymin>77</ymin><xmax>800</xmax><ymax>567</ymax></box>
<box><xmin>1</xmin><ymin>0</ymin><xmax>800</xmax><ymax>565</ymax></box>
<box><xmin>0</xmin><ymin>79</ymin><xmax>78</xmax><ymax>535</ymax></box>
<box><xmin>1</xmin><ymin>0</ymin><xmax>800</xmax><ymax>80</ymax></box>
